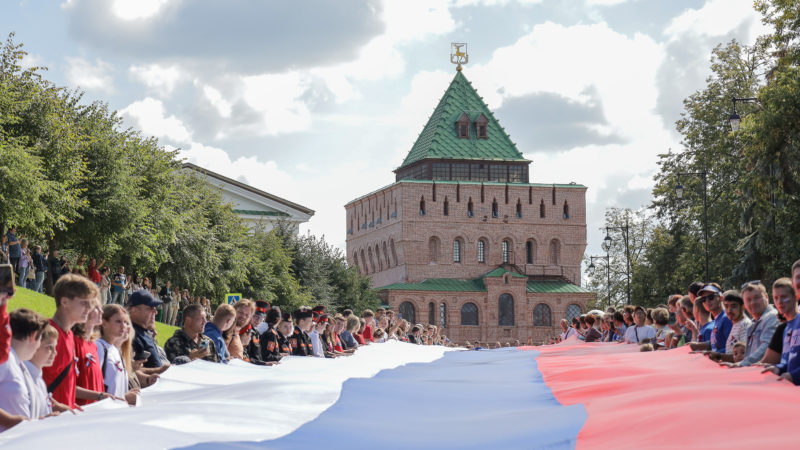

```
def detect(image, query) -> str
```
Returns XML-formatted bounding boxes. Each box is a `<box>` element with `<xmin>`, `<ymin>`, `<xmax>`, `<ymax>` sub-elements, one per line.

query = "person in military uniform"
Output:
<box><xmin>164</xmin><ymin>304</ymin><xmax>221</xmax><ymax>364</ymax></box>
<box><xmin>289</xmin><ymin>308</ymin><xmax>314</xmax><ymax>356</ymax></box>
<box><xmin>242</xmin><ymin>301</ymin><xmax>268</xmax><ymax>365</ymax></box>
<box><xmin>260</xmin><ymin>307</ymin><xmax>284</xmax><ymax>363</ymax></box>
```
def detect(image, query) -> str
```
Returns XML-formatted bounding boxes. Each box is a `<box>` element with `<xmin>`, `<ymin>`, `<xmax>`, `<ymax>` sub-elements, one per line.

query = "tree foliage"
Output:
<box><xmin>0</xmin><ymin>34</ymin><xmax>377</xmax><ymax>313</ymax></box>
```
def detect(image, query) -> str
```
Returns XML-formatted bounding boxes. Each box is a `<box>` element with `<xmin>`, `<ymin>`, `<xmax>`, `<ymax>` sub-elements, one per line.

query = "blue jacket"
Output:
<box><xmin>709</xmin><ymin>311</ymin><xmax>732</xmax><ymax>353</ymax></box>
<box><xmin>777</xmin><ymin>315</ymin><xmax>800</xmax><ymax>385</ymax></box>
<box><xmin>203</xmin><ymin>322</ymin><xmax>229</xmax><ymax>363</ymax></box>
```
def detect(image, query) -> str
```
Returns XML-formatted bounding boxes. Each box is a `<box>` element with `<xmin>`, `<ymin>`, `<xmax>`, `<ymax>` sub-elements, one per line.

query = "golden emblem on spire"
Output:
<box><xmin>451</xmin><ymin>43</ymin><xmax>468</xmax><ymax>71</ymax></box>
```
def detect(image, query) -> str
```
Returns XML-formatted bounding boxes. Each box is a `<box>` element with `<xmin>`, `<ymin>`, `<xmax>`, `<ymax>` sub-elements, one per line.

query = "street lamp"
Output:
<box><xmin>729</xmin><ymin>97</ymin><xmax>758</xmax><ymax>132</ymax></box>
<box><xmin>604</xmin><ymin>218</ymin><xmax>631</xmax><ymax>305</ymax></box>
<box><xmin>588</xmin><ymin>254</ymin><xmax>611</xmax><ymax>308</ymax></box>
<box><xmin>674</xmin><ymin>170</ymin><xmax>710</xmax><ymax>283</ymax></box>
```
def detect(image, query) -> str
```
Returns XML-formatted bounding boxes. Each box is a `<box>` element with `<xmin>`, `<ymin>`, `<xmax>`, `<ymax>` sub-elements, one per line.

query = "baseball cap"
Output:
<box><xmin>698</xmin><ymin>284</ymin><xmax>722</xmax><ymax>297</ymax></box>
<box><xmin>127</xmin><ymin>289</ymin><xmax>163</xmax><ymax>308</ymax></box>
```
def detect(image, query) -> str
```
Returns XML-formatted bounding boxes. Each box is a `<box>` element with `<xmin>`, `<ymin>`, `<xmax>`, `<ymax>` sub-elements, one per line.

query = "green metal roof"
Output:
<box><xmin>526</xmin><ymin>280</ymin><xmax>592</xmax><ymax>294</ymax></box>
<box><xmin>232</xmin><ymin>209</ymin><xmax>291</xmax><ymax>217</ymax></box>
<box><xmin>398</xmin><ymin>71</ymin><xmax>527</xmax><ymax>169</ymax></box>
<box><xmin>380</xmin><ymin>268</ymin><xmax>590</xmax><ymax>294</ymax></box>
<box><xmin>381</xmin><ymin>278</ymin><xmax>486</xmax><ymax>292</ymax></box>
<box><xmin>483</xmin><ymin>267</ymin><xmax>527</xmax><ymax>278</ymax></box>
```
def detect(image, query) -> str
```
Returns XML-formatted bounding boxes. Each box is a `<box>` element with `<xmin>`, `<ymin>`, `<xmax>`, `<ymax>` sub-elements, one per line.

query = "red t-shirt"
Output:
<box><xmin>42</xmin><ymin>319</ymin><xmax>77</xmax><ymax>408</ymax></box>
<box><xmin>74</xmin><ymin>336</ymin><xmax>104</xmax><ymax>405</ymax></box>
<box><xmin>87</xmin><ymin>265</ymin><xmax>101</xmax><ymax>284</ymax></box>
<box><xmin>0</xmin><ymin>303</ymin><xmax>10</xmax><ymax>364</ymax></box>
<box><xmin>333</xmin><ymin>334</ymin><xmax>343</xmax><ymax>352</ymax></box>
<box><xmin>363</xmin><ymin>324</ymin><xmax>374</xmax><ymax>343</ymax></box>
<box><xmin>353</xmin><ymin>332</ymin><xmax>365</xmax><ymax>345</ymax></box>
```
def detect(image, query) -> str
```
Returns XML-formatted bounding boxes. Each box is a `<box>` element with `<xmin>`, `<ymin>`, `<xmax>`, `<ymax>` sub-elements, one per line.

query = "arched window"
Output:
<box><xmin>563</xmin><ymin>200</ymin><xmax>570</xmax><ymax>219</ymax></box>
<box><xmin>516</xmin><ymin>199</ymin><xmax>522</xmax><ymax>218</ymax></box>
<box><xmin>528</xmin><ymin>186</ymin><xmax>533</xmax><ymax>204</ymax></box>
<box><xmin>399</xmin><ymin>302</ymin><xmax>416</xmax><ymax>323</ymax></box>
<box><xmin>533</xmin><ymin>303</ymin><xmax>552</xmax><ymax>326</ymax></box>
<box><xmin>552</xmin><ymin>185</ymin><xmax>556</xmax><ymax>205</ymax></box>
<box><xmin>502</xmin><ymin>240</ymin><xmax>511</xmax><ymax>263</ymax></box>
<box><xmin>440</xmin><ymin>302</ymin><xmax>447</xmax><ymax>328</ymax></box>
<box><xmin>467</xmin><ymin>198</ymin><xmax>474</xmax><ymax>217</ymax></box>
<box><xmin>499</xmin><ymin>294</ymin><xmax>514</xmax><ymax>326</ymax></box>
<box><xmin>432</xmin><ymin>183</ymin><xmax>436</xmax><ymax>202</ymax></box>
<box><xmin>368</xmin><ymin>247</ymin><xmax>376</xmax><ymax>273</ymax></box>
<box><xmin>540</xmin><ymin>199</ymin><xmax>545</xmax><ymax>218</ymax></box>
<box><xmin>419</xmin><ymin>196</ymin><xmax>426</xmax><ymax>216</ymax></box>
<box><xmin>492</xmin><ymin>198</ymin><xmax>499</xmax><ymax>218</ymax></box>
<box><xmin>428</xmin><ymin>302</ymin><xmax>435</xmax><ymax>325</ymax></box>
<box><xmin>453</xmin><ymin>239</ymin><xmax>462</xmax><ymax>263</ymax></box>
<box><xmin>360</xmin><ymin>249</ymin><xmax>367</xmax><ymax>274</ymax></box>
<box><xmin>526</xmin><ymin>240</ymin><xmax>536</xmax><ymax>264</ymax></box>
<box><xmin>477</xmin><ymin>239</ymin><xmax>486</xmax><ymax>263</ymax></box>
<box><xmin>352</xmin><ymin>253</ymin><xmax>360</xmax><ymax>274</ymax></box>
<box><xmin>549</xmin><ymin>239</ymin><xmax>560</xmax><ymax>265</ymax></box>
<box><xmin>375</xmin><ymin>245</ymin><xmax>383</xmax><ymax>272</ymax></box>
<box><xmin>390</xmin><ymin>239</ymin><xmax>398</xmax><ymax>266</ymax></box>
<box><xmin>429</xmin><ymin>236</ymin><xmax>441</xmax><ymax>263</ymax></box>
<box><xmin>565</xmin><ymin>304</ymin><xmax>582</xmax><ymax>322</ymax></box>
<box><xmin>461</xmin><ymin>302</ymin><xmax>479</xmax><ymax>325</ymax></box>
<box><xmin>383</xmin><ymin>242</ymin><xmax>390</xmax><ymax>268</ymax></box>
<box><xmin>443</xmin><ymin>197</ymin><xmax>449</xmax><ymax>216</ymax></box>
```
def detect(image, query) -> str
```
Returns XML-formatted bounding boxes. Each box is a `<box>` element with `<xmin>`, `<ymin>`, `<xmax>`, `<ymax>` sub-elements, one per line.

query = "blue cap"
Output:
<box><xmin>698</xmin><ymin>284</ymin><xmax>722</xmax><ymax>296</ymax></box>
<box><xmin>127</xmin><ymin>289</ymin><xmax>163</xmax><ymax>308</ymax></box>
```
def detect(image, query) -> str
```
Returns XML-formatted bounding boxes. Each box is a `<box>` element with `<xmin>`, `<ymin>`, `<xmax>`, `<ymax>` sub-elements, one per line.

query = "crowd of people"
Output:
<box><xmin>0</xmin><ymin>263</ymin><xmax>457</xmax><ymax>433</ymax></box>
<box><xmin>553</xmin><ymin>260</ymin><xmax>800</xmax><ymax>387</ymax></box>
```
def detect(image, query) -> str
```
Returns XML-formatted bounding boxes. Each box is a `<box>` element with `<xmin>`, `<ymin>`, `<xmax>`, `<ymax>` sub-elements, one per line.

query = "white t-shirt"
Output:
<box><xmin>624</xmin><ymin>325</ymin><xmax>656</xmax><ymax>344</ymax></box>
<box><xmin>726</xmin><ymin>317</ymin><xmax>753</xmax><ymax>354</ymax></box>
<box><xmin>23</xmin><ymin>361</ymin><xmax>52</xmax><ymax>419</ymax></box>
<box><xmin>309</xmin><ymin>329</ymin><xmax>324</xmax><ymax>357</ymax></box>
<box><xmin>97</xmin><ymin>338</ymin><xmax>128</xmax><ymax>397</ymax></box>
<box><xmin>0</xmin><ymin>348</ymin><xmax>34</xmax><ymax>430</ymax></box>
<box><xmin>560</xmin><ymin>327</ymin><xmax>578</xmax><ymax>341</ymax></box>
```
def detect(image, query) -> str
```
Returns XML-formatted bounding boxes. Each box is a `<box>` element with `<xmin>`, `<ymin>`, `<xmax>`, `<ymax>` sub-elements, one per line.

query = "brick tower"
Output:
<box><xmin>344</xmin><ymin>69</ymin><xmax>593</xmax><ymax>345</ymax></box>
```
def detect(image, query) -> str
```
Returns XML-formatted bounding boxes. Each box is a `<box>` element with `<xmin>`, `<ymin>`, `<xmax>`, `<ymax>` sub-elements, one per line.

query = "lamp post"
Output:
<box><xmin>588</xmin><ymin>254</ymin><xmax>611</xmax><ymax>308</ymax></box>
<box><xmin>675</xmin><ymin>170</ymin><xmax>710</xmax><ymax>283</ymax></box>
<box><xmin>729</xmin><ymin>96</ymin><xmax>758</xmax><ymax>131</ymax></box>
<box><xmin>604</xmin><ymin>218</ymin><xmax>631</xmax><ymax>305</ymax></box>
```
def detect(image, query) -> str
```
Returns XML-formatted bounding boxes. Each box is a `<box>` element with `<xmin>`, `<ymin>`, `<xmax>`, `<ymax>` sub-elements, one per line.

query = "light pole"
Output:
<box><xmin>604</xmin><ymin>217</ymin><xmax>631</xmax><ymax>305</ymax></box>
<box><xmin>588</xmin><ymin>253</ymin><xmax>611</xmax><ymax>308</ymax></box>
<box><xmin>675</xmin><ymin>170</ymin><xmax>710</xmax><ymax>283</ymax></box>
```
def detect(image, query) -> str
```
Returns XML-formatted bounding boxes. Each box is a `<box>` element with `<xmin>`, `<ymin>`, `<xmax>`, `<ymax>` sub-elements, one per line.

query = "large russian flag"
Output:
<box><xmin>1</xmin><ymin>341</ymin><xmax>797</xmax><ymax>449</ymax></box>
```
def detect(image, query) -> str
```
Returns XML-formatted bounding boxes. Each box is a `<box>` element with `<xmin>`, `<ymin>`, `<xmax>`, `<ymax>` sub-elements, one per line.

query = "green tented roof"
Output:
<box><xmin>526</xmin><ymin>280</ymin><xmax>592</xmax><ymax>294</ymax></box>
<box><xmin>398</xmin><ymin>71</ymin><xmax>527</xmax><ymax>169</ymax></box>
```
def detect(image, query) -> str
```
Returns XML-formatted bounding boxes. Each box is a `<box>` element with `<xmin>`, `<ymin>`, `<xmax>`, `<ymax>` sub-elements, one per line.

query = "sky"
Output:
<box><xmin>1</xmin><ymin>0</ymin><xmax>769</xmax><ymax>272</ymax></box>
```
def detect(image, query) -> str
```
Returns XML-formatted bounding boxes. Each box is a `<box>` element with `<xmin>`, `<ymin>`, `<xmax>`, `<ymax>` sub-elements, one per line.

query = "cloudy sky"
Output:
<box><xmin>2</xmin><ymin>0</ymin><xmax>768</xmax><ymax>266</ymax></box>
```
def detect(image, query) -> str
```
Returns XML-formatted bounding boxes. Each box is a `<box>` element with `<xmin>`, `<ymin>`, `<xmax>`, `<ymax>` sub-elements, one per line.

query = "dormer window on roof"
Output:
<box><xmin>476</xmin><ymin>113</ymin><xmax>488</xmax><ymax>139</ymax></box>
<box><xmin>456</xmin><ymin>113</ymin><xmax>470</xmax><ymax>139</ymax></box>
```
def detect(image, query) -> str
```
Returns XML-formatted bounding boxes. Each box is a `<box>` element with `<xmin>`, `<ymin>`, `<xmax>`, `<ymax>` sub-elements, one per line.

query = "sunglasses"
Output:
<box><xmin>741</xmin><ymin>280</ymin><xmax>761</xmax><ymax>290</ymax></box>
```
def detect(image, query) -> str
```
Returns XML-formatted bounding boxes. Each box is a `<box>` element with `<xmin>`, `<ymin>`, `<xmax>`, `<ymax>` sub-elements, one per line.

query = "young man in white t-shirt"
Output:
<box><xmin>624</xmin><ymin>306</ymin><xmax>656</xmax><ymax>344</ymax></box>
<box><xmin>0</xmin><ymin>308</ymin><xmax>48</xmax><ymax>431</ymax></box>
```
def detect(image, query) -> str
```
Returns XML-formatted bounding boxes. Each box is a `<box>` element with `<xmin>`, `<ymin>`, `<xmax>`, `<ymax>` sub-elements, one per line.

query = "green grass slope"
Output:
<box><xmin>8</xmin><ymin>287</ymin><xmax>178</xmax><ymax>346</ymax></box>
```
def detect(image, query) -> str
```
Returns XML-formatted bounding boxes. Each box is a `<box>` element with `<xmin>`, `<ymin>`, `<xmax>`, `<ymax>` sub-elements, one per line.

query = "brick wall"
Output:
<box><xmin>345</xmin><ymin>180</ymin><xmax>587</xmax><ymax>288</ymax></box>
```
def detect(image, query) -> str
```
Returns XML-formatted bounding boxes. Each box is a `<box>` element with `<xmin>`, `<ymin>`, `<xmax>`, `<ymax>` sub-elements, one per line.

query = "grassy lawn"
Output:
<box><xmin>8</xmin><ymin>287</ymin><xmax>178</xmax><ymax>347</ymax></box>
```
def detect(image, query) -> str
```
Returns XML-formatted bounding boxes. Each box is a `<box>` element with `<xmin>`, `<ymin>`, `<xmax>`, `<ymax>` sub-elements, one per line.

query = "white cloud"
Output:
<box><xmin>120</xmin><ymin>97</ymin><xmax>192</xmax><ymax>143</ymax></box>
<box><xmin>201</xmin><ymin>84</ymin><xmax>233</xmax><ymax>118</ymax></box>
<box><xmin>111</xmin><ymin>0</ymin><xmax>170</xmax><ymax>21</ymax></box>
<box><xmin>664</xmin><ymin>0</ymin><xmax>768</xmax><ymax>41</ymax></box>
<box><xmin>129</xmin><ymin>64</ymin><xmax>184</xmax><ymax>95</ymax></box>
<box><xmin>20</xmin><ymin>53</ymin><xmax>43</xmax><ymax>70</ymax></box>
<box><xmin>585</xmin><ymin>0</ymin><xmax>634</xmax><ymax>6</ymax></box>
<box><xmin>64</xmin><ymin>57</ymin><xmax>115</xmax><ymax>93</ymax></box>
<box><xmin>239</xmin><ymin>72</ymin><xmax>313</xmax><ymax>136</ymax></box>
